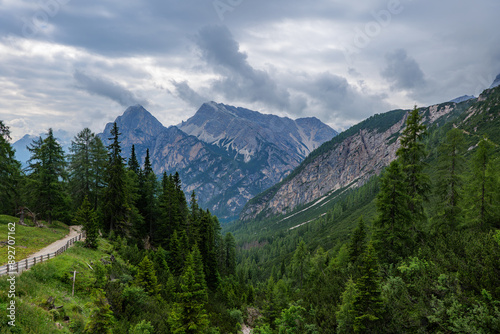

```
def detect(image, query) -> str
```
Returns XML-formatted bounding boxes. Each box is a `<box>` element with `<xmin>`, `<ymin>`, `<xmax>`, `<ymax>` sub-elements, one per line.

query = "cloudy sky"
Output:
<box><xmin>1</xmin><ymin>0</ymin><xmax>499</xmax><ymax>141</ymax></box>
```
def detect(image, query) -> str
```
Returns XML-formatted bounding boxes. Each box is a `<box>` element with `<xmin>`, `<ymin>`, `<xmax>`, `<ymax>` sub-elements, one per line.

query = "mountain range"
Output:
<box><xmin>240</xmin><ymin>84</ymin><xmax>500</xmax><ymax>221</ymax></box>
<box><xmin>98</xmin><ymin>102</ymin><xmax>337</xmax><ymax>220</ymax></box>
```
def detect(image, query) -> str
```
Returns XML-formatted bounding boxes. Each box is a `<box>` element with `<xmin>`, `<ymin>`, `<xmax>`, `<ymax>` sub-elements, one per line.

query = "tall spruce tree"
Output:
<box><xmin>128</xmin><ymin>145</ymin><xmax>141</xmax><ymax>176</ymax></box>
<box><xmin>396</xmin><ymin>106</ymin><xmax>430</xmax><ymax>225</ymax></box>
<box><xmin>26</xmin><ymin>129</ymin><xmax>67</xmax><ymax>224</ymax></box>
<box><xmin>466</xmin><ymin>138</ymin><xmax>498</xmax><ymax>229</ymax></box>
<box><xmin>68</xmin><ymin>128</ymin><xmax>98</xmax><ymax>210</ymax></box>
<box><xmin>352</xmin><ymin>242</ymin><xmax>382</xmax><ymax>333</ymax></box>
<box><xmin>197</xmin><ymin>210</ymin><xmax>220</xmax><ymax>290</ymax></box>
<box><xmin>292</xmin><ymin>239</ymin><xmax>309</xmax><ymax>289</ymax></box>
<box><xmin>103</xmin><ymin>122</ymin><xmax>129</xmax><ymax>236</ymax></box>
<box><xmin>224</xmin><ymin>232</ymin><xmax>237</xmax><ymax>276</ymax></box>
<box><xmin>84</xmin><ymin>289</ymin><xmax>115</xmax><ymax>334</ymax></box>
<box><xmin>139</xmin><ymin>149</ymin><xmax>158</xmax><ymax>240</ymax></box>
<box><xmin>373</xmin><ymin>160</ymin><xmax>412</xmax><ymax>262</ymax></box>
<box><xmin>433</xmin><ymin>128</ymin><xmax>466</xmax><ymax>231</ymax></box>
<box><xmin>73</xmin><ymin>196</ymin><xmax>99</xmax><ymax>248</ymax></box>
<box><xmin>0</xmin><ymin>121</ymin><xmax>21</xmax><ymax>215</ymax></box>
<box><xmin>348</xmin><ymin>217</ymin><xmax>367</xmax><ymax>265</ymax></box>
<box><xmin>134</xmin><ymin>255</ymin><xmax>161</xmax><ymax>296</ymax></box>
<box><xmin>89</xmin><ymin>135</ymin><xmax>108</xmax><ymax>211</ymax></box>
<box><xmin>169</xmin><ymin>247</ymin><xmax>209</xmax><ymax>333</ymax></box>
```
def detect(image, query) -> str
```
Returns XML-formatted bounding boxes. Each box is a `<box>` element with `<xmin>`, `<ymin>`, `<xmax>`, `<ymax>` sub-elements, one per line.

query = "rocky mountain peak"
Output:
<box><xmin>179</xmin><ymin>102</ymin><xmax>337</xmax><ymax>163</ymax></box>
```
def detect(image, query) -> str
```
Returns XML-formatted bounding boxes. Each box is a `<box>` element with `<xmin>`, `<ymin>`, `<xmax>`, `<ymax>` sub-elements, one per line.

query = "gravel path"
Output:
<box><xmin>27</xmin><ymin>225</ymin><xmax>84</xmax><ymax>260</ymax></box>
<box><xmin>241</xmin><ymin>324</ymin><xmax>252</xmax><ymax>334</ymax></box>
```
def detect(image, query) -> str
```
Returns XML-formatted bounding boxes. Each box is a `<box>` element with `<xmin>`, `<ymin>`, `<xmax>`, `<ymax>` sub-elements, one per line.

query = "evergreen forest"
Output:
<box><xmin>0</xmin><ymin>88</ymin><xmax>499</xmax><ymax>333</ymax></box>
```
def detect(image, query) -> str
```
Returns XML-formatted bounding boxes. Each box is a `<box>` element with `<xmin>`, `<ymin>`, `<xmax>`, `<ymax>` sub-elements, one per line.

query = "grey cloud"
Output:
<box><xmin>73</xmin><ymin>70</ymin><xmax>148</xmax><ymax>107</ymax></box>
<box><xmin>381</xmin><ymin>49</ymin><xmax>426</xmax><ymax>91</ymax></box>
<box><xmin>195</xmin><ymin>25</ymin><xmax>291</xmax><ymax>110</ymax></box>
<box><xmin>171</xmin><ymin>80</ymin><xmax>207</xmax><ymax>108</ymax></box>
<box><xmin>299</xmin><ymin>72</ymin><xmax>390</xmax><ymax>121</ymax></box>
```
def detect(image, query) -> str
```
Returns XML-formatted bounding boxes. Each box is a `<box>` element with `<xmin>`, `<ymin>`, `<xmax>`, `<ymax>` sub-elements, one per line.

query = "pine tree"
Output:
<box><xmin>373</xmin><ymin>160</ymin><xmax>412</xmax><ymax>262</ymax></box>
<box><xmin>396</xmin><ymin>106</ymin><xmax>430</xmax><ymax>225</ymax></box>
<box><xmin>292</xmin><ymin>239</ymin><xmax>309</xmax><ymax>289</ymax></box>
<box><xmin>169</xmin><ymin>230</ymin><xmax>184</xmax><ymax>276</ymax></box>
<box><xmin>128</xmin><ymin>145</ymin><xmax>141</xmax><ymax>176</ymax></box>
<box><xmin>139</xmin><ymin>149</ymin><xmax>158</xmax><ymax>241</ymax></box>
<box><xmin>73</xmin><ymin>196</ymin><xmax>99</xmax><ymax>248</ymax></box>
<box><xmin>89</xmin><ymin>136</ymin><xmax>108</xmax><ymax>211</ymax></box>
<box><xmin>103</xmin><ymin>122</ymin><xmax>129</xmax><ymax>236</ymax></box>
<box><xmin>336</xmin><ymin>278</ymin><xmax>359</xmax><ymax>334</ymax></box>
<box><xmin>224</xmin><ymin>232</ymin><xmax>237</xmax><ymax>276</ymax></box>
<box><xmin>352</xmin><ymin>242</ymin><xmax>382</xmax><ymax>333</ymax></box>
<box><xmin>134</xmin><ymin>255</ymin><xmax>161</xmax><ymax>296</ymax></box>
<box><xmin>466</xmin><ymin>138</ymin><xmax>498</xmax><ymax>229</ymax></box>
<box><xmin>0</xmin><ymin>121</ymin><xmax>21</xmax><ymax>215</ymax></box>
<box><xmin>26</xmin><ymin>129</ymin><xmax>68</xmax><ymax>224</ymax></box>
<box><xmin>168</xmin><ymin>248</ymin><xmax>209</xmax><ymax>333</ymax></box>
<box><xmin>197</xmin><ymin>211</ymin><xmax>220</xmax><ymax>290</ymax></box>
<box><xmin>68</xmin><ymin>128</ymin><xmax>95</xmax><ymax>210</ymax></box>
<box><xmin>84</xmin><ymin>289</ymin><xmax>115</xmax><ymax>334</ymax></box>
<box><xmin>433</xmin><ymin>128</ymin><xmax>466</xmax><ymax>231</ymax></box>
<box><xmin>348</xmin><ymin>217</ymin><xmax>367</xmax><ymax>265</ymax></box>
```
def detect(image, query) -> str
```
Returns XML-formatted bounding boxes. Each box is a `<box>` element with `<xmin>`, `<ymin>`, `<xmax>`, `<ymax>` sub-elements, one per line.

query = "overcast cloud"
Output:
<box><xmin>0</xmin><ymin>0</ymin><xmax>499</xmax><ymax>141</ymax></box>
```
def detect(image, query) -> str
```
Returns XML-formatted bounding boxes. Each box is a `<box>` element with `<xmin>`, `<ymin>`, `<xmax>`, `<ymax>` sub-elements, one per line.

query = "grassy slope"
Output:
<box><xmin>0</xmin><ymin>239</ymin><xmax>113</xmax><ymax>333</ymax></box>
<box><xmin>0</xmin><ymin>216</ymin><xmax>70</xmax><ymax>266</ymax></box>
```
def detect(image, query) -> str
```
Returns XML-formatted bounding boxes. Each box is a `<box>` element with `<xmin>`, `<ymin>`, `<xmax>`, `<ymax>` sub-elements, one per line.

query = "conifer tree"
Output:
<box><xmin>224</xmin><ymin>232</ymin><xmax>237</xmax><ymax>276</ymax></box>
<box><xmin>89</xmin><ymin>136</ymin><xmax>108</xmax><ymax>211</ymax></box>
<box><xmin>348</xmin><ymin>217</ymin><xmax>367</xmax><ymax>265</ymax></box>
<box><xmin>396</xmin><ymin>106</ymin><xmax>430</xmax><ymax>225</ymax></box>
<box><xmin>74</xmin><ymin>196</ymin><xmax>99</xmax><ymax>248</ymax></box>
<box><xmin>134</xmin><ymin>255</ymin><xmax>161</xmax><ymax>296</ymax></box>
<box><xmin>139</xmin><ymin>149</ymin><xmax>158</xmax><ymax>240</ymax></box>
<box><xmin>0</xmin><ymin>121</ymin><xmax>21</xmax><ymax>215</ymax></box>
<box><xmin>128</xmin><ymin>145</ymin><xmax>141</xmax><ymax>176</ymax></box>
<box><xmin>84</xmin><ymin>289</ymin><xmax>115</xmax><ymax>334</ymax></box>
<box><xmin>197</xmin><ymin>211</ymin><xmax>220</xmax><ymax>290</ymax></box>
<box><xmin>352</xmin><ymin>242</ymin><xmax>382</xmax><ymax>333</ymax></box>
<box><xmin>68</xmin><ymin>128</ymin><xmax>95</xmax><ymax>209</ymax></box>
<box><xmin>433</xmin><ymin>128</ymin><xmax>466</xmax><ymax>231</ymax></box>
<box><xmin>168</xmin><ymin>248</ymin><xmax>209</xmax><ymax>333</ymax></box>
<box><xmin>373</xmin><ymin>160</ymin><xmax>412</xmax><ymax>262</ymax></box>
<box><xmin>26</xmin><ymin>128</ymin><xmax>67</xmax><ymax>224</ymax></box>
<box><xmin>103</xmin><ymin>122</ymin><xmax>129</xmax><ymax>236</ymax></box>
<box><xmin>336</xmin><ymin>278</ymin><xmax>359</xmax><ymax>334</ymax></box>
<box><xmin>466</xmin><ymin>138</ymin><xmax>498</xmax><ymax>229</ymax></box>
<box><xmin>169</xmin><ymin>230</ymin><xmax>184</xmax><ymax>275</ymax></box>
<box><xmin>292</xmin><ymin>239</ymin><xmax>309</xmax><ymax>289</ymax></box>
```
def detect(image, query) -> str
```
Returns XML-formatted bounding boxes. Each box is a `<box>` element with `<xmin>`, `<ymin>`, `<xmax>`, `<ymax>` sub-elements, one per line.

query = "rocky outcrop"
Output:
<box><xmin>240</xmin><ymin>100</ymin><xmax>476</xmax><ymax>221</ymax></box>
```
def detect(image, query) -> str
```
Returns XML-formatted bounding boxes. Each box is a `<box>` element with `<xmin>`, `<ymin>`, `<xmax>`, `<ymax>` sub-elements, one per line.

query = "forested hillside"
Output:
<box><xmin>0</xmin><ymin>121</ymin><xmax>248</xmax><ymax>333</ymax></box>
<box><xmin>1</xmin><ymin>87</ymin><xmax>499</xmax><ymax>333</ymax></box>
<box><xmin>225</xmin><ymin>87</ymin><xmax>500</xmax><ymax>333</ymax></box>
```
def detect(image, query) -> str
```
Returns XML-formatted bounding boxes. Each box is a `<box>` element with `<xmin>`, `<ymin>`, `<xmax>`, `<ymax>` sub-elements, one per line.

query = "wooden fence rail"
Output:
<box><xmin>0</xmin><ymin>231</ymin><xmax>86</xmax><ymax>276</ymax></box>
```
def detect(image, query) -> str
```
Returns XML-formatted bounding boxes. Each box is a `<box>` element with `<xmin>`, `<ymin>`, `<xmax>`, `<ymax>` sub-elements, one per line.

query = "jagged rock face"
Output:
<box><xmin>99</xmin><ymin>103</ymin><xmax>337</xmax><ymax>219</ymax></box>
<box><xmin>240</xmin><ymin>101</ymin><xmax>474</xmax><ymax>221</ymax></box>
<box><xmin>179</xmin><ymin>102</ymin><xmax>338</xmax><ymax>163</ymax></box>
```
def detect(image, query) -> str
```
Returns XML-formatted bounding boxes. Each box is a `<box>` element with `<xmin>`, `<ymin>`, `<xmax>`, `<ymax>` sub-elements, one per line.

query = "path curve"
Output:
<box><xmin>27</xmin><ymin>225</ymin><xmax>84</xmax><ymax>260</ymax></box>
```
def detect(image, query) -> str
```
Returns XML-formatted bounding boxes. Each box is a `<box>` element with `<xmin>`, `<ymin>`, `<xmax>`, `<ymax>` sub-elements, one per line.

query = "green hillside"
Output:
<box><xmin>224</xmin><ymin>87</ymin><xmax>500</xmax><ymax>333</ymax></box>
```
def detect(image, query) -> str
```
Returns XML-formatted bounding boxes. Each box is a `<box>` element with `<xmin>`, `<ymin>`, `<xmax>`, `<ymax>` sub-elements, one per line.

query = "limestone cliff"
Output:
<box><xmin>240</xmin><ymin>99</ymin><xmax>476</xmax><ymax>221</ymax></box>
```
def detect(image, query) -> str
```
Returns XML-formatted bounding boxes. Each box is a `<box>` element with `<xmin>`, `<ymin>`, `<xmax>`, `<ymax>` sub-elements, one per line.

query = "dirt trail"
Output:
<box><xmin>27</xmin><ymin>225</ymin><xmax>84</xmax><ymax>260</ymax></box>
<box><xmin>241</xmin><ymin>324</ymin><xmax>251</xmax><ymax>334</ymax></box>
